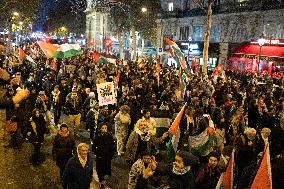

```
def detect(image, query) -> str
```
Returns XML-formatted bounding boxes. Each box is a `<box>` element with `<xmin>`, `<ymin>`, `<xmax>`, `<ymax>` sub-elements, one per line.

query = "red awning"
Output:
<box><xmin>232</xmin><ymin>43</ymin><xmax>284</xmax><ymax>58</ymax></box>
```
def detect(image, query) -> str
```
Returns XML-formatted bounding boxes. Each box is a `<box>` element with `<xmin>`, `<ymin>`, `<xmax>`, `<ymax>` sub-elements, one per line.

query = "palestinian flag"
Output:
<box><xmin>37</xmin><ymin>41</ymin><xmax>60</xmax><ymax>58</ymax></box>
<box><xmin>52</xmin><ymin>43</ymin><xmax>82</xmax><ymax>59</ymax></box>
<box><xmin>179</xmin><ymin>68</ymin><xmax>187</xmax><ymax>99</ymax></box>
<box><xmin>97</xmin><ymin>56</ymin><xmax>116</xmax><ymax>65</ymax></box>
<box><xmin>25</xmin><ymin>55</ymin><xmax>37</xmax><ymax>68</ymax></box>
<box><xmin>163</xmin><ymin>35</ymin><xmax>187</xmax><ymax>69</ymax></box>
<box><xmin>189</xmin><ymin>120</ymin><xmax>216</xmax><ymax>157</ymax></box>
<box><xmin>166</xmin><ymin>104</ymin><xmax>186</xmax><ymax>163</ymax></box>
<box><xmin>250</xmin><ymin>144</ymin><xmax>272</xmax><ymax>189</ymax></box>
<box><xmin>18</xmin><ymin>48</ymin><xmax>37</xmax><ymax>68</ymax></box>
<box><xmin>215</xmin><ymin>149</ymin><xmax>235</xmax><ymax>189</ymax></box>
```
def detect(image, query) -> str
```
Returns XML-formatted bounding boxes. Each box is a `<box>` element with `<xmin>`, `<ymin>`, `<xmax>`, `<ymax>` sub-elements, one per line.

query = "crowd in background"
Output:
<box><xmin>0</xmin><ymin>42</ymin><xmax>284</xmax><ymax>189</ymax></box>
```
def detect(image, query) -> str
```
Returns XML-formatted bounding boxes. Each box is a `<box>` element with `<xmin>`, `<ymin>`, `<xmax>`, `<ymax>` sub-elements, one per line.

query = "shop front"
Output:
<box><xmin>228</xmin><ymin>39</ymin><xmax>284</xmax><ymax>75</ymax></box>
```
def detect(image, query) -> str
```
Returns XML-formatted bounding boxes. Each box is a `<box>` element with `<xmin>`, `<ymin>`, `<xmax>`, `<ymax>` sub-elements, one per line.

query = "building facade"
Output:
<box><xmin>157</xmin><ymin>0</ymin><xmax>284</xmax><ymax>64</ymax></box>
<box><xmin>85</xmin><ymin>0</ymin><xmax>112</xmax><ymax>51</ymax></box>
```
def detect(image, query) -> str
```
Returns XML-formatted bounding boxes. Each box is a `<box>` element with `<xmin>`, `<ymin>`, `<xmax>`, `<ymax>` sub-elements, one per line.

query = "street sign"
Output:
<box><xmin>158</xmin><ymin>47</ymin><xmax>163</xmax><ymax>55</ymax></box>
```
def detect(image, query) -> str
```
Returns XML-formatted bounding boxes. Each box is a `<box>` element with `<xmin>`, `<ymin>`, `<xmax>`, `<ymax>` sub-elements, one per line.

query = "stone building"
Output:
<box><xmin>85</xmin><ymin>0</ymin><xmax>112</xmax><ymax>51</ymax></box>
<box><xmin>157</xmin><ymin>0</ymin><xmax>284</xmax><ymax>64</ymax></box>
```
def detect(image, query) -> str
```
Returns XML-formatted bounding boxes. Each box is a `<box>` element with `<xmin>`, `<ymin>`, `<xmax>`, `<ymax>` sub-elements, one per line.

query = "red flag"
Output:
<box><xmin>19</xmin><ymin>48</ymin><xmax>25</xmax><ymax>60</ymax></box>
<box><xmin>215</xmin><ymin>149</ymin><xmax>235</xmax><ymax>189</ymax></box>
<box><xmin>156</xmin><ymin>59</ymin><xmax>161</xmax><ymax>86</ymax></box>
<box><xmin>250</xmin><ymin>145</ymin><xmax>272</xmax><ymax>189</ymax></box>
<box><xmin>92</xmin><ymin>51</ymin><xmax>101</xmax><ymax>62</ymax></box>
<box><xmin>168</xmin><ymin>104</ymin><xmax>186</xmax><ymax>136</ymax></box>
<box><xmin>192</xmin><ymin>56</ymin><xmax>198</xmax><ymax>74</ymax></box>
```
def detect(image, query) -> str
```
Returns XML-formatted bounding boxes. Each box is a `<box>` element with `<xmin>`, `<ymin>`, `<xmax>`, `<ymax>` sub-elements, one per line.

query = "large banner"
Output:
<box><xmin>96</xmin><ymin>82</ymin><xmax>116</xmax><ymax>106</ymax></box>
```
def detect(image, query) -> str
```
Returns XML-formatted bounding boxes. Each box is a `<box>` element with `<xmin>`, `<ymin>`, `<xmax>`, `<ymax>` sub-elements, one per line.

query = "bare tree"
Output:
<box><xmin>192</xmin><ymin>0</ymin><xmax>215</xmax><ymax>75</ymax></box>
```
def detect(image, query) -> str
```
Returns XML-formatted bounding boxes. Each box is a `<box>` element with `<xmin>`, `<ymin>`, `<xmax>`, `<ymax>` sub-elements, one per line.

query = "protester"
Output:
<box><xmin>195</xmin><ymin>151</ymin><xmax>221</xmax><ymax>189</ymax></box>
<box><xmin>136</xmin><ymin>151</ymin><xmax>198</xmax><ymax>189</ymax></box>
<box><xmin>93</xmin><ymin>122</ymin><xmax>115</xmax><ymax>182</ymax></box>
<box><xmin>128</xmin><ymin>151</ymin><xmax>157</xmax><ymax>189</ymax></box>
<box><xmin>27</xmin><ymin>108</ymin><xmax>47</xmax><ymax>165</ymax></box>
<box><xmin>63</xmin><ymin>143</ymin><xmax>93</xmax><ymax>189</ymax></box>
<box><xmin>114</xmin><ymin>105</ymin><xmax>131</xmax><ymax>156</ymax></box>
<box><xmin>86</xmin><ymin>103</ymin><xmax>99</xmax><ymax>141</ymax></box>
<box><xmin>65</xmin><ymin>89</ymin><xmax>82</xmax><ymax>136</ymax></box>
<box><xmin>52</xmin><ymin>123</ymin><xmax>76</xmax><ymax>181</ymax></box>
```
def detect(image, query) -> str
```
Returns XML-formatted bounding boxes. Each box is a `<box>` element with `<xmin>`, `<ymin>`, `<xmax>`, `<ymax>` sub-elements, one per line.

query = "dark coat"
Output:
<box><xmin>93</xmin><ymin>132</ymin><xmax>115</xmax><ymax>160</ymax></box>
<box><xmin>28</xmin><ymin>115</ymin><xmax>47</xmax><ymax>144</ymax></box>
<box><xmin>63</xmin><ymin>154</ymin><xmax>93</xmax><ymax>189</ymax></box>
<box><xmin>0</xmin><ymin>95</ymin><xmax>13</xmax><ymax>109</ymax></box>
<box><xmin>65</xmin><ymin>94</ymin><xmax>82</xmax><ymax>115</ymax></box>
<box><xmin>52</xmin><ymin>133</ymin><xmax>76</xmax><ymax>166</ymax></box>
<box><xmin>195</xmin><ymin>164</ymin><xmax>221</xmax><ymax>189</ymax></box>
<box><xmin>167</xmin><ymin>166</ymin><xmax>196</xmax><ymax>189</ymax></box>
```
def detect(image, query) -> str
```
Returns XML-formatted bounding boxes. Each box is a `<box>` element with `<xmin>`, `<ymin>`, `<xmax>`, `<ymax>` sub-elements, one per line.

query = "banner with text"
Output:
<box><xmin>97</xmin><ymin>82</ymin><xmax>116</xmax><ymax>106</ymax></box>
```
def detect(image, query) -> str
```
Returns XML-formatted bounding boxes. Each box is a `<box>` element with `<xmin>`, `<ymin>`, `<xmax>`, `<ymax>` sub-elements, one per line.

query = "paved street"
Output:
<box><xmin>0</xmin><ymin>115</ymin><xmax>129</xmax><ymax>189</ymax></box>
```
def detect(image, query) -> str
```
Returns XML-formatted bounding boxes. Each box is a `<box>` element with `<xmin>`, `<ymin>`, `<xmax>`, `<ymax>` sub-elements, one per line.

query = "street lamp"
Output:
<box><xmin>13</xmin><ymin>12</ymin><xmax>19</xmax><ymax>16</ymax></box>
<box><xmin>257</xmin><ymin>37</ymin><xmax>265</xmax><ymax>73</ymax></box>
<box><xmin>141</xmin><ymin>7</ymin><xmax>147</xmax><ymax>13</ymax></box>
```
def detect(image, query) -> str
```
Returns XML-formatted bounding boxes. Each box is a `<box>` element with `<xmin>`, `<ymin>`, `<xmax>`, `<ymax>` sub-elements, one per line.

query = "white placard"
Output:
<box><xmin>96</xmin><ymin>82</ymin><xmax>116</xmax><ymax>106</ymax></box>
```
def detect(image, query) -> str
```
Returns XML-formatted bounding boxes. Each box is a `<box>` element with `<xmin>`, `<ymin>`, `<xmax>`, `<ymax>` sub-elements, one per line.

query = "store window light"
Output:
<box><xmin>169</xmin><ymin>2</ymin><xmax>174</xmax><ymax>11</ymax></box>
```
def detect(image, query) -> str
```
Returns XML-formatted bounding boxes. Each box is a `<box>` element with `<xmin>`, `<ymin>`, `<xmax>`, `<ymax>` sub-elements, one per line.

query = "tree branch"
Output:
<box><xmin>192</xmin><ymin>0</ymin><xmax>205</xmax><ymax>10</ymax></box>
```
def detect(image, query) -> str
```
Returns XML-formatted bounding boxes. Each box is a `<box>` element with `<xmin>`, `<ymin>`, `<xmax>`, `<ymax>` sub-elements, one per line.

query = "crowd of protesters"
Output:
<box><xmin>0</xmin><ymin>42</ymin><xmax>284</xmax><ymax>189</ymax></box>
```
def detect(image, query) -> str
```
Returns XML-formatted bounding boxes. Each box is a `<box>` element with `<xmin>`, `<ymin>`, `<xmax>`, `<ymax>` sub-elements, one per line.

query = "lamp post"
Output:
<box><xmin>257</xmin><ymin>37</ymin><xmax>265</xmax><ymax>73</ymax></box>
<box><xmin>141</xmin><ymin>7</ymin><xmax>147</xmax><ymax>13</ymax></box>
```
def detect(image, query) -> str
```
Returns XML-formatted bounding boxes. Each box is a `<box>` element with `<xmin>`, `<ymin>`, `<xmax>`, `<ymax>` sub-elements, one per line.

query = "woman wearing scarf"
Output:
<box><xmin>50</xmin><ymin>85</ymin><xmax>62</xmax><ymax>126</ymax></box>
<box><xmin>27</xmin><ymin>108</ymin><xmax>47</xmax><ymax>165</ymax></box>
<box><xmin>52</xmin><ymin>123</ymin><xmax>76</xmax><ymax>182</ymax></box>
<box><xmin>63</xmin><ymin>143</ymin><xmax>93</xmax><ymax>189</ymax></box>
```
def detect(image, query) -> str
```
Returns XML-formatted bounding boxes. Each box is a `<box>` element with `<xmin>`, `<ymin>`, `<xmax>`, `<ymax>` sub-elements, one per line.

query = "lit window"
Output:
<box><xmin>169</xmin><ymin>2</ymin><xmax>174</xmax><ymax>11</ymax></box>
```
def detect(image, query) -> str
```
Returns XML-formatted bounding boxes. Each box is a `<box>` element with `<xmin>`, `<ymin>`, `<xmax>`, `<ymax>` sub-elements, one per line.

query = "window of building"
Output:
<box><xmin>168</xmin><ymin>2</ymin><xmax>174</xmax><ymax>11</ymax></box>
<box><xmin>179</xmin><ymin>26</ymin><xmax>190</xmax><ymax>41</ymax></box>
<box><xmin>193</xmin><ymin>25</ymin><xmax>203</xmax><ymax>41</ymax></box>
<box><xmin>210</xmin><ymin>25</ymin><xmax>219</xmax><ymax>42</ymax></box>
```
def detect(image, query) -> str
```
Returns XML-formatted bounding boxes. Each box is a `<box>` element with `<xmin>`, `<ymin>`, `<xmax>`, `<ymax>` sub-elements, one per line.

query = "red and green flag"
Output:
<box><xmin>37</xmin><ymin>41</ymin><xmax>60</xmax><ymax>58</ymax></box>
<box><xmin>18</xmin><ymin>48</ymin><xmax>37</xmax><ymax>68</ymax></box>
<box><xmin>163</xmin><ymin>35</ymin><xmax>187</xmax><ymax>70</ymax></box>
<box><xmin>167</xmin><ymin>104</ymin><xmax>186</xmax><ymax>162</ymax></box>
<box><xmin>52</xmin><ymin>43</ymin><xmax>82</xmax><ymax>59</ymax></box>
<box><xmin>37</xmin><ymin>41</ymin><xmax>82</xmax><ymax>59</ymax></box>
